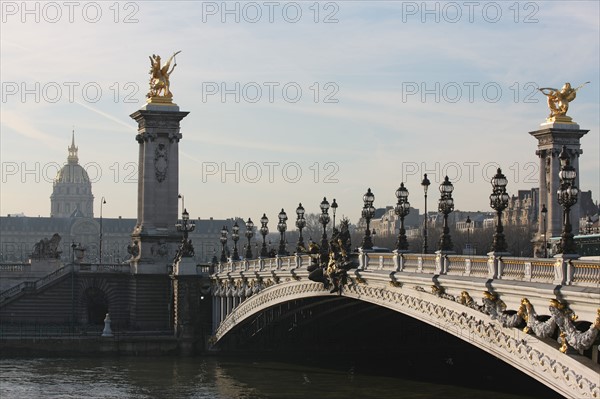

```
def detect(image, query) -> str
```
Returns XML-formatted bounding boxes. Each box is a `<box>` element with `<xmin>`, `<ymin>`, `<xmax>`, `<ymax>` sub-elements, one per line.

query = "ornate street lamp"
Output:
<box><xmin>277</xmin><ymin>208</ymin><xmax>288</xmax><ymax>256</ymax></box>
<box><xmin>99</xmin><ymin>197</ymin><xmax>106</xmax><ymax>264</ymax></box>
<box><xmin>176</xmin><ymin>208</ymin><xmax>196</xmax><ymax>257</ymax></box>
<box><xmin>331</xmin><ymin>199</ymin><xmax>338</xmax><ymax>230</ymax></box>
<box><xmin>231</xmin><ymin>221</ymin><xmax>240</xmax><ymax>261</ymax></box>
<box><xmin>361</xmin><ymin>188</ymin><xmax>375</xmax><ymax>250</ymax></box>
<box><xmin>319</xmin><ymin>197</ymin><xmax>331</xmax><ymax>253</ymax></box>
<box><xmin>586</xmin><ymin>215</ymin><xmax>593</xmax><ymax>235</ymax></box>
<box><xmin>541</xmin><ymin>204</ymin><xmax>548</xmax><ymax>257</ymax></box>
<box><xmin>394</xmin><ymin>183</ymin><xmax>410</xmax><ymax>251</ymax></box>
<box><xmin>244</xmin><ymin>218</ymin><xmax>254</xmax><ymax>259</ymax></box>
<box><xmin>490</xmin><ymin>168</ymin><xmax>509</xmax><ymax>253</ymax></box>
<box><xmin>465</xmin><ymin>215</ymin><xmax>472</xmax><ymax>254</ymax></box>
<box><xmin>295</xmin><ymin>203</ymin><xmax>306</xmax><ymax>253</ymax></box>
<box><xmin>421</xmin><ymin>174</ymin><xmax>431</xmax><ymax>253</ymax></box>
<box><xmin>219</xmin><ymin>225</ymin><xmax>228</xmax><ymax>262</ymax></box>
<box><xmin>260</xmin><ymin>213</ymin><xmax>269</xmax><ymax>257</ymax></box>
<box><xmin>557</xmin><ymin>146</ymin><xmax>579</xmax><ymax>255</ymax></box>
<box><xmin>438</xmin><ymin>176</ymin><xmax>454</xmax><ymax>252</ymax></box>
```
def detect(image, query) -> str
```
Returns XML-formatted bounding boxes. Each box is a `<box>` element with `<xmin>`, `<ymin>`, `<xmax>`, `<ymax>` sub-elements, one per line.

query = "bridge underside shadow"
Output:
<box><xmin>216</xmin><ymin>296</ymin><xmax>558</xmax><ymax>398</ymax></box>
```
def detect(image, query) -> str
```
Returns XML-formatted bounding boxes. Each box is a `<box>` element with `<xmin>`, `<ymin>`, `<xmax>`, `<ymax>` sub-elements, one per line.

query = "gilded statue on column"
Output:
<box><xmin>147</xmin><ymin>51</ymin><xmax>181</xmax><ymax>103</ymax></box>
<box><xmin>538</xmin><ymin>82</ymin><xmax>589</xmax><ymax>122</ymax></box>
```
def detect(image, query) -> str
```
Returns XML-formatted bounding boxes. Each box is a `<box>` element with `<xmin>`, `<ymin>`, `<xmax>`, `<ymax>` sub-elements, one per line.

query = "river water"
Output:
<box><xmin>0</xmin><ymin>356</ymin><xmax>556</xmax><ymax>398</ymax></box>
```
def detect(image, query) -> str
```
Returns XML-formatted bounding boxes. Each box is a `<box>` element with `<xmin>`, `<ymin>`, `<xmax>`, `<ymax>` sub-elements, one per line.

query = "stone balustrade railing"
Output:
<box><xmin>214</xmin><ymin>252</ymin><xmax>599</xmax><ymax>287</ymax></box>
<box><xmin>0</xmin><ymin>263</ymin><xmax>133</xmax><ymax>304</ymax></box>
<box><xmin>78</xmin><ymin>263</ymin><xmax>131</xmax><ymax>273</ymax></box>
<box><xmin>0</xmin><ymin>263</ymin><xmax>30</xmax><ymax>272</ymax></box>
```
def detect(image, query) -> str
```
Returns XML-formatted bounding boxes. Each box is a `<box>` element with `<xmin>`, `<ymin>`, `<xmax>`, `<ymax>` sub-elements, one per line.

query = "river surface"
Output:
<box><xmin>0</xmin><ymin>356</ymin><xmax>555</xmax><ymax>399</ymax></box>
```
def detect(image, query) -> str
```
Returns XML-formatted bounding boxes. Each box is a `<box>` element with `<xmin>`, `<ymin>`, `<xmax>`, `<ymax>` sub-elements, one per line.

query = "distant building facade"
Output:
<box><xmin>0</xmin><ymin>137</ymin><xmax>245</xmax><ymax>265</ymax></box>
<box><xmin>50</xmin><ymin>133</ymin><xmax>94</xmax><ymax>218</ymax></box>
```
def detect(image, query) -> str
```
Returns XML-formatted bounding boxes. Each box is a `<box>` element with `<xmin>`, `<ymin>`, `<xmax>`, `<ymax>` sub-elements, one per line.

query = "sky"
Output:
<box><xmin>1</xmin><ymin>1</ymin><xmax>599</xmax><ymax>223</ymax></box>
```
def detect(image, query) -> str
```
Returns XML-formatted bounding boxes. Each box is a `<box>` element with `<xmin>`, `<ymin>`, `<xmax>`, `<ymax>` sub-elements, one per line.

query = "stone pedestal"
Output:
<box><xmin>553</xmin><ymin>253</ymin><xmax>581</xmax><ymax>285</ymax></box>
<box><xmin>129</xmin><ymin>102</ymin><xmax>189</xmax><ymax>274</ymax></box>
<box><xmin>435</xmin><ymin>250</ymin><xmax>455</xmax><ymax>274</ymax></box>
<box><xmin>487</xmin><ymin>251</ymin><xmax>511</xmax><ymax>279</ymax></box>
<box><xmin>101</xmin><ymin>313</ymin><xmax>113</xmax><ymax>337</ymax></box>
<box><xmin>530</xmin><ymin>121</ymin><xmax>588</xmax><ymax>257</ymax></box>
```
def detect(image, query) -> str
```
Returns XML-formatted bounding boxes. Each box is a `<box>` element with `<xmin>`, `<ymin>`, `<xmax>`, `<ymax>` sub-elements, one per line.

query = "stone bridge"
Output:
<box><xmin>210</xmin><ymin>251</ymin><xmax>600</xmax><ymax>398</ymax></box>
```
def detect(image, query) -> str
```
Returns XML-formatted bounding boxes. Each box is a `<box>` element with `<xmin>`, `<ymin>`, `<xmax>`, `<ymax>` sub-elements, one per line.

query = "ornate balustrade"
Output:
<box><xmin>216</xmin><ymin>251</ymin><xmax>600</xmax><ymax>287</ymax></box>
<box><xmin>0</xmin><ymin>263</ymin><xmax>29</xmax><ymax>272</ymax></box>
<box><xmin>78</xmin><ymin>264</ymin><xmax>131</xmax><ymax>273</ymax></box>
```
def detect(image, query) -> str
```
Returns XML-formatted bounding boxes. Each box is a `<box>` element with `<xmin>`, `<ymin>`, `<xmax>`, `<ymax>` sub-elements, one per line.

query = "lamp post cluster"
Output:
<box><xmin>219</xmin><ymin>226</ymin><xmax>228</xmax><ymax>262</ymax></box>
<box><xmin>319</xmin><ymin>198</ymin><xmax>331</xmax><ymax>254</ymax></box>
<box><xmin>438</xmin><ymin>176</ymin><xmax>455</xmax><ymax>252</ymax></box>
<box><xmin>557</xmin><ymin>145</ymin><xmax>579</xmax><ymax>255</ymax></box>
<box><xmin>259</xmin><ymin>214</ymin><xmax>269</xmax><ymax>257</ymax></box>
<box><xmin>295</xmin><ymin>204</ymin><xmax>306</xmax><ymax>253</ymax></box>
<box><xmin>361</xmin><ymin>189</ymin><xmax>375</xmax><ymax>250</ymax></box>
<box><xmin>231</xmin><ymin>222</ymin><xmax>240</xmax><ymax>261</ymax></box>
<box><xmin>176</xmin><ymin>207</ymin><xmax>196</xmax><ymax>258</ymax></box>
<box><xmin>214</xmin><ymin>150</ymin><xmax>583</xmax><ymax>261</ymax></box>
<box><xmin>541</xmin><ymin>204</ymin><xmax>548</xmax><ymax>258</ymax></box>
<box><xmin>489</xmin><ymin>168</ymin><xmax>509</xmax><ymax>253</ymax></box>
<box><xmin>99</xmin><ymin>197</ymin><xmax>106</xmax><ymax>264</ymax></box>
<box><xmin>394</xmin><ymin>183</ymin><xmax>410</xmax><ymax>251</ymax></box>
<box><xmin>244</xmin><ymin>218</ymin><xmax>254</xmax><ymax>259</ymax></box>
<box><xmin>421</xmin><ymin>174</ymin><xmax>431</xmax><ymax>253</ymax></box>
<box><xmin>277</xmin><ymin>209</ymin><xmax>288</xmax><ymax>256</ymax></box>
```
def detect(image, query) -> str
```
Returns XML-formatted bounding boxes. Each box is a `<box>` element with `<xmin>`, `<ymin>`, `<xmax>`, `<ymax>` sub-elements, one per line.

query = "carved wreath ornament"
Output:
<box><xmin>154</xmin><ymin>143</ymin><xmax>168</xmax><ymax>182</ymax></box>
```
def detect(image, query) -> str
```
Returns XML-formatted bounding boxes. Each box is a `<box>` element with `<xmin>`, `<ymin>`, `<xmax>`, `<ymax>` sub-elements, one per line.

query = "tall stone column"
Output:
<box><xmin>129</xmin><ymin>103</ymin><xmax>189</xmax><ymax>274</ymax></box>
<box><xmin>530</xmin><ymin>121</ymin><xmax>588</xmax><ymax>256</ymax></box>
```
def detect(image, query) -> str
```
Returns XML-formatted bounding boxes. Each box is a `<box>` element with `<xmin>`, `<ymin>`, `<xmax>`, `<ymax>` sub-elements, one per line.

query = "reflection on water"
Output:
<box><xmin>0</xmin><ymin>357</ymin><xmax>547</xmax><ymax>399</ymax></box>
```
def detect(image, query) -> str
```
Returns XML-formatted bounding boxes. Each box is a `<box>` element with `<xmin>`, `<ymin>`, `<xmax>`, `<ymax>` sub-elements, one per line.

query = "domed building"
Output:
<box><xmin>50</xmin><ymin>132</ymin><xmax>94</xmax><ymax>218</ymax></box>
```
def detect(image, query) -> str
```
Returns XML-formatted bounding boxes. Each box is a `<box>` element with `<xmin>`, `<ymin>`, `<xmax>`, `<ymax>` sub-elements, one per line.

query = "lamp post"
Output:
<box><xmin>295</xmin><ymin>203</ymin><xmax>306</xmax><ymax>253</ymax></box>
<box><xmin>277</xmin><ymin>209</ymin><xmax>288</xmax><ymax>256</ymax></box>
<box><xmin>394</xmin><ymin>183</ymin><xmax>410</xmax><ymax>251</ymax></box>
<box><xmin>557</xmin><ymin>146</ymin><xmax>579</xmax><ymax>255</ymax></box>
<box><xmin>71</xmin><ymin>241</ymin><xmax>76</xmax><ymax>333</ymax></box>
<box><xmin>490</xmin><ymin>168</ymin><xmax>509</xmax><ymax>253</ymax></box>
<box><xmin>586</xmin><ymin>215</ymin><xmax>593</xmax><ymax>235</ymax></box>
<box><xmin>361</xmin><ymin>188</ymin><xmax>375</xmax><ymax>250</ymax></box>
<box><xmin>465</xmin><ymin>215</ymin><xmax>472</xmax><ymax>254</ymax></box>
<box><xmin>178</xmin><ymin>193</ymin><xmax>185</xmax><ymax>212</ymax></box>
<box><xmin>260</xmin><ymin>213</ymin><xmax>269</xmax><ymax>257</ymax></box>
<box><xmin>231</xmin><ymin>221</ymin><xmax>240</xmax><ymax>261</ymax></box>
<box><xmin>176</xmin><ymin>208</ymin><xmax>194</xmax><ymax>241</ymax></box>
<box><xmin>219</xmin><ymin>226</ymin><xmax>228</xmax><ymax>262</ymax></box>
<box><xmin>438</xmin><ymin>176</ymin><xmax>454</xmax><ymax>252</ymax></box>
<box><xmin>244</xmin><ymin>218</ymin><xmax>254</xmax><ymax>259</ymax></box>
<box><xmin>421</xmin><ymin>174</ymin><xmax>431</xmax><ymax>254</ymax></box>
<box><xmin>319</xmin><ymin>197</ymin><xmax>330</xmax><ymax>253</ymax></box>
<box><xmin>176</xmin><ymin>208</ymin><xmax>196</xmax><ymax>256</ymax></box>
<box><xmin>331</xmin><ymin>199</ymin><xmax>338</xmax><ymax>230</ymax></box>
<box><xmin>99</xmin><ymin>197</ymin><xmax>106</xmax><ymax>264</ymax></box>
<box><xmin>541</xmin><ymin>204</ymin><xmax>548</xmax><ymax>258</ymax></box>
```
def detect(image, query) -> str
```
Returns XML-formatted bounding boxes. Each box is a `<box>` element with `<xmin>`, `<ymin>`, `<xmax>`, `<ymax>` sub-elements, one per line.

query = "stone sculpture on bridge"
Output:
<box><xmin>30</xmin><ymin>233</ymin><xmax>62</xmax><ymax>259</ymax></box>
<box><xmin>434</xmin><ymin>286</ymin><xmax>600</xmax><ymax>354</ymax></box>
<box><xmin>307</xmin><ymin>218</ymin><xmax>356</xmax><ymax>293</ymax></box>
<box><xmin>538</xmin><ymin>81</ymin><xmax>589</xmax><ymax>122</ymax></box>
<box><xmin>147</xmin><ymin>51</ymin><xmax>181</xmax><ymax>101</ymax></box>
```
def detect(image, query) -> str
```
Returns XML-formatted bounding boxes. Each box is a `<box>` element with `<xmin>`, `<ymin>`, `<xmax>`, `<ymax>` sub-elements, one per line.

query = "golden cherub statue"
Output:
<box><xmin>147</xmin><ymin>51</ymin><xmax>181</xmax><ymax>101</ymax></box>
<box><xmin>538</xmin><ymin>82</ymin><xmax>589</xmax><ymax>122</ymax></box>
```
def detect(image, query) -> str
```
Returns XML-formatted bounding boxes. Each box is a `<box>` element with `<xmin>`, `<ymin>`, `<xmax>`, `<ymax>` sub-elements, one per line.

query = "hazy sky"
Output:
<box><xmin>1</xmin><ymin>1</ymin><xmax>599</xmax><ymax>222</ymax></box>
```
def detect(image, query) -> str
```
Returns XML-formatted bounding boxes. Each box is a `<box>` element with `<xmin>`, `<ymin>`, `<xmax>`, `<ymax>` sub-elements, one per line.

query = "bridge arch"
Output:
<box><xmin>214</xmin><ymin>280</ymin><xmax>599</xmax><ymax>398</ymax></box>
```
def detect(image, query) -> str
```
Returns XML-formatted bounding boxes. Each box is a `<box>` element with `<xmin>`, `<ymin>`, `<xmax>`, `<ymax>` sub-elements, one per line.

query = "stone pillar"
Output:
<box><xmin>530</xmin><ymin>121</ymin><xmax>588</xmax><ymax>256</ymax></box>
<box><xmin>129</xmin><ymin>103</ymin><xmax>189</xmax><ymax>274</ymax></box>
